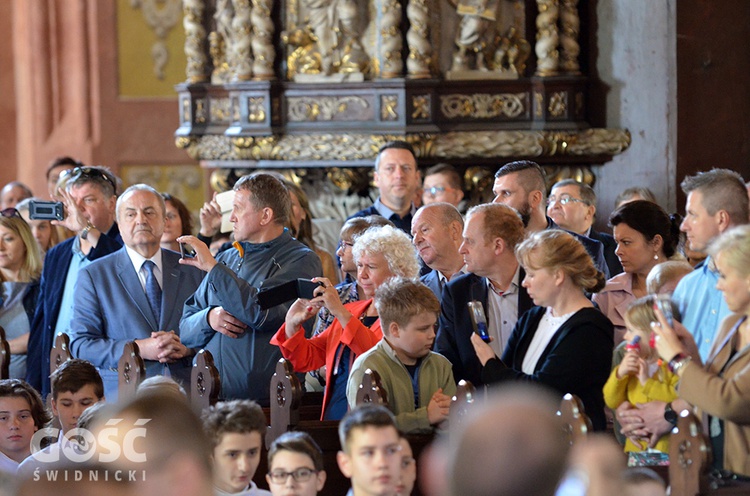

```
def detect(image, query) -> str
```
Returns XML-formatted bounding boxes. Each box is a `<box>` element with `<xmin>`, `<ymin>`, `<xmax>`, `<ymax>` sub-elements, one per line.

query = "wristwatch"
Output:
<box><xmin>664</xmin><ymin>402</ymin><xmax>678</xmax><ymax>426</ymax></box>
<box><xmin>80</xmin><ymin>221</ymin><xmax>95</xmax><ymax>240</ymax></box>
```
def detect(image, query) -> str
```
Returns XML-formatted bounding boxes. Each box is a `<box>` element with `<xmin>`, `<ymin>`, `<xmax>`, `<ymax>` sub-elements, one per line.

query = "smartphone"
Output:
<box><xmin>296</xmin><ymin>279</ymin><xmax>324</xmax><ymax>300</ymax></box>
<box><xmin>179</xmin><ymin>242</ymin><xmax>195</xmax><ymax>259</ymax></box>
<box><xmin>655</xmin><ymin>294</ymin><xmax>675</xmax><ymax>327</ymax></box>
<box><xmin>215</xmin><ymin>190</ymin><xmax>236</xmax><ymax>233</ymax></box>
<box><xmin>29</xmin><ymin>200</ymin><xmax>64</xmax><ymax>221</ymax></box>
<box><xmin>467</xmin><ymin>301</ymin><xmax>491</xmax><ymax>343</ymax></box>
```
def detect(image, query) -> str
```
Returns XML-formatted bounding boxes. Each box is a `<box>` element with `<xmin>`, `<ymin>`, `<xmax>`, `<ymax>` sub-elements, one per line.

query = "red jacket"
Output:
<box><xmin>270</xmin><ymin>299</ymin><xmax>382</xmax><ymax>419</ymax></box>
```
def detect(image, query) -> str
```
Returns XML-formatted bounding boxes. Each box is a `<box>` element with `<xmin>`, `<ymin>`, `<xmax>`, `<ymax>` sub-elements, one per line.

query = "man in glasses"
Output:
<box><xmin>421</xmin><ymin>163</ymin><xmax>465</xmax><ymax>209</ymax></box>
<box><xmin>68</xmin><ymin>184</ymin><xmax>204</xmax><ymax>400</ymax></box>
<box><xmin>26</xmin><ymin>166</ymin><xmax>123</xmax><ymax>398</ymax></box>
<box><xmin>547</xmin><ymin>179</ymin><xmax>622</xmax><ymax>277</ymax></box>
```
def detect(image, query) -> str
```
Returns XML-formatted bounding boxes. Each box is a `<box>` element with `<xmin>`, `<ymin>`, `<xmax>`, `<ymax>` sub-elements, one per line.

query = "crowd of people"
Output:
<box><xmin>1</xmin><ymin>143</ymin><xmax>750</xmax><ymax>496</ymax></box>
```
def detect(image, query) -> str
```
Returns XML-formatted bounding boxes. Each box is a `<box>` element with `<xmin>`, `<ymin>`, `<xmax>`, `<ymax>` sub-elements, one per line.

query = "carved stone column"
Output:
<box><xmin>379</xmin><ymin>0</ymin><xmax>403</xmax><ymax>78</ymax></box>
<box><xmin>559</xmin><ymin>0</ymin><xmax>580</xmax><ymax>75</ymax></box>
<box><xmin>406</xmin><ymin>0</ymin><xmax>432</xmax><ymax>78</ymax></box>
<box><xmin>232</xmin><ymin>0</ymin><xmax>254</xmax><ymax>80</ymax></box>
<box><xmin>535</xmin><ymin>0</ymin><xmax>559</xmax><ymax>76</ymax></box>
<box><xmin>184</xmin><ymin>0</ymin><xmax>209</xmax><ymax>83</ymax></box>
<box><xmin>251</xmin><ymin>0</ymin><xmax>275</xmax><ymax>80</ymax></box>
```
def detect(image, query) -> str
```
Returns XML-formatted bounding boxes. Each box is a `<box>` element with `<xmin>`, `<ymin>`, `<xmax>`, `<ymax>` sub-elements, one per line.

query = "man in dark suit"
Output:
<box><xmin>492</xmin><ymin>160</ymin><xmax>610</xmax><ymax>279</ymax></box>
<box><xmin>435</xmin><ymin>203</ymin><xmax>534</xmax><ymax>387</ymax></box>
<box><xmin>69</xmin><ymin>184</ymin><xmax>204</xmax><ymax>400</ymax></box>
<box><xmin>26</xmin><ymin>165</ymin><xmax>123</xmax><ymax>398</ymax></box>
<box><xmin>412</xmin><ymin>203</ymin><xmax>465</xmax><ymax>298</ymax></box>
<box><xmin>347</xmin><ymin>141</ymin><xmax>421</xmax><ymax>234</ymax></box>
<box><xmin>547</xmin><ymin>179</ymin><xmax>622</xmax><ymax>277</ymax></box>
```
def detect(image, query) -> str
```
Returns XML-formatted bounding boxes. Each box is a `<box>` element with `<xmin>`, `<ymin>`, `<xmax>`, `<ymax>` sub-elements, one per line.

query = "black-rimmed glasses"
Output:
<box><xmin>268</xmin><ymin>467</ymin><xmax>318</xmax><ymax>484</ymax></box>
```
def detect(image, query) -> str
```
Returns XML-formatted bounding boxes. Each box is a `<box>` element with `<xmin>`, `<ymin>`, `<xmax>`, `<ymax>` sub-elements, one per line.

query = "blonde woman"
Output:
<box><xmin>0</xmin><ymin>209</ymin><xmax>43</xmax><ymax>378</ymax></box>
<box><xmin>471</xmin><ymin>229</ymin><xmax>614</xmax><ymax>430</ymax></box>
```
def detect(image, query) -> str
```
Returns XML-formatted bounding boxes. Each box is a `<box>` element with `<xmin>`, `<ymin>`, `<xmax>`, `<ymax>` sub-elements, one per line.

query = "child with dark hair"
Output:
<box><xmin>266</xmin><ymin>431</ymin><xmax>326</xmax><ymax>496</ymax></box>
<box><xmin>202</xmin><ymin>399</ymin><xmax>271</xmax><ymax>496</ymax></box>
<box><xmin>0</xmin><ymin>379</ymin><xmax>50</xmax><ymax>474</ymax></box>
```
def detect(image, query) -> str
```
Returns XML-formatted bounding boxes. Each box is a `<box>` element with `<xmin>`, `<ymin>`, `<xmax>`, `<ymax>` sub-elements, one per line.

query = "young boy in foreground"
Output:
<box><xmin>346</xmin><ymin>278</ymin><xmax>456</xmax><ymax>433</ymax></box>
<box><xmin>17</xmin><ymin>359</ymin><xmax>105</xmax><ymax>476</ymax></box>
<box><xmin>202</xmin><ymin>399</ymin><xmax>272</xmax><ymax>496</ymax></box>
<box><xmin>337</xmin><ymin>405</ymin><xmax>403</xmax><ymax>496</ymax></box>
<box><xmin>0</xmin><ymin>379</ymin><xmax>50</xmax><ymax>474</ymax></box>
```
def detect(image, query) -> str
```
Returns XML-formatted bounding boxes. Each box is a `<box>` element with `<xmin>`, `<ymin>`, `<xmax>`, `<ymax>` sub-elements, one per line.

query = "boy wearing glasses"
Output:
<box><xmin>202</xmin><ymin>400</ymin><xmax>271</xmax><ymax>496</ymax></box>
<box><xmin>337</xmin><ymin>404</ymin><xmax>403</xmax><ymax>496</ymax></box>
<box><xmin>266</xmin><ymin>432</ymin><xmax>326</xmax><ymax>496</ymax></box>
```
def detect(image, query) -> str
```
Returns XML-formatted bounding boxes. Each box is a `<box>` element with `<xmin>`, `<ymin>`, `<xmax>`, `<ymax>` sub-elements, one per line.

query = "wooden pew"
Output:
<box><xmin>190</xmin><ymin>349</ymin><xmax>221</xmax><ymax>412</ymax></box>
<box><xmin>668</xmin><ymin>410</ymin><xmax>750</xmax><ymax>496</ymax></box>
<box><xmin>49</xmin><ymin>332</ymin><xmax>72</xmax><ymax>376</ymax></box>
<box><xmin>355</xmin><ymin>368</ymin><xmax>387</xmax><ymax>406</ymax></box>
<box><xmin>557</xmin><ymin>393</ymin><xmax>592</xmax><ymax>446</ymax></box>
<box><xmin>118</xmin><ymin>341</ymin><xmax>145</xmax><ymax>402</ymax></box>
<box><xmin>0</xmin><ymin>326</ymin><xmax>10</xmax><ymax>379</ymax></box>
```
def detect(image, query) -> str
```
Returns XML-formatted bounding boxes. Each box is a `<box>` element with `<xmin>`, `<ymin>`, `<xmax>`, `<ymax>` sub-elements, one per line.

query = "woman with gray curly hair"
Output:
<box><xmin>272</xmin><ymin>225</ymin><xmax>419</xmax><ymax>420</ymax></box>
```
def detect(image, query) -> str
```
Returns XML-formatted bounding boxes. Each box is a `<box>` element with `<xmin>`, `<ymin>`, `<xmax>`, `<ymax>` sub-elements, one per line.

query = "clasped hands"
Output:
<box><xmin>136</xmin><ymin>330</ymin><xmax>190</xmax><ymax>363</ymax></box>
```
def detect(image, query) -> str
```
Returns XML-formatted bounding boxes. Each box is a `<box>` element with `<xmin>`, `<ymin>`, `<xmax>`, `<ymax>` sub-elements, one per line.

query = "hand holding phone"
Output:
<box><xmin>179</xmin><ymin>243</ymin><xmax>195</xmax><ymax>259</ymax></box>
<box><xmin>468</xmin><ymin>301</ymin><xmax>491</xmax><ymax>343</ymax></box>
<box><xmin>654</xmin><ymin>294</ymin><xmax>675</xmax><ymax>327</ymax></box>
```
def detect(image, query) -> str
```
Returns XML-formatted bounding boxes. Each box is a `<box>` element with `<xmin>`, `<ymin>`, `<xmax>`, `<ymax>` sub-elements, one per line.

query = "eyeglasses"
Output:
<box><xmin>0</xmin><ymin>208</ymin><xmax>21</xmax><ymax>219</ymax></box>
<box><xmin>338</xmin><ymin>240</ymin><xmax>354</xmax><ymax>250</ymax></box>
<box><xmin>424</xmin><ymin>186</ymin><xmax>447</xmax><ymax>198</ymax></box>
<box><xmin>268</xmin><ymin>467</ymin><xmax>318</xmax><ymax>484</ymax></box>
<box><xmin>60</xmin><ymin>166</ymin><xmax>117</xmax><ymax>194</ymax></box>
<box><xmin>547</xmin><ymin>194</ymin><xmax>589</xmax><ymax>206</ymax></box>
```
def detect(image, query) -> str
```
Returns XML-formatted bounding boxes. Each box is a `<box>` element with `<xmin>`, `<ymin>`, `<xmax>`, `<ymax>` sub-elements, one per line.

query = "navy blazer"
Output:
<box><xmin>589</xmin><ymin>229</ymin><xmax>623</xmax><ymax>277</ymax></box>
<box><xmin>420</xmin><ymin>269</ymin><xmax>443</xmax><ymax>299</ymax></box>
<box><xmin>25</xmin><ymin>224</ymin><xmax>122</xmax><ymax>397</ymax></box>
<box><xmin>69</xmin><ymin>248</ymin><xmax>204</xmax><ymax>400</ymax></box>
<box><xmin>482</xmin><ymin>306</ymin><xmax>614</xmax><ymax>431</ymax></box>
<box><xmin>347</xmin><ymin>203</ymin><xmax>413</xmax><ymax>235</ymax></box>
<box><xmin>435</xmin><ymin>271</ymin><xmax>534</xmax><ymax>387</ymax></box>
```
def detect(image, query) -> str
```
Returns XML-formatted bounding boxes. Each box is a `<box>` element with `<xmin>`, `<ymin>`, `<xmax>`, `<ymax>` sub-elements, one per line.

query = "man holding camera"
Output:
<box><xmin>26</xmin><ymin>165</ymin><xmax>124</xmax><ymax>398</ymax></box>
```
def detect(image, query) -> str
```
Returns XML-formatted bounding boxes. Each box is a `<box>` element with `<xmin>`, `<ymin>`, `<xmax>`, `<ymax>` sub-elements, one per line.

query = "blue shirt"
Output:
<box><xmin>54</xmin><ymin>239</ymin><xmax>92</xmax><ymax>338</ymax></box>
<box><xmin>671</xmin><ymin>256</ymin><xmax>730</xmax><ymax>361</ymax></box>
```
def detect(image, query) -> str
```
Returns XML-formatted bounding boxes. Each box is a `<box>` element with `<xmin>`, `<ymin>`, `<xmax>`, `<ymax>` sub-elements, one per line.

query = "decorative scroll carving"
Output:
<box><xmin>130</xmin><ymin>0</ymin><xmax>182</xmax><ymax>80</ymax></box>
<box><xmin>248</xmin><ymin>97</ymin><xmax>267</xmax><ymax>122</ymax></box>
<box><xmin>177</xmin><ymin>129</ymin><xmax>631</xmax><ymax>162</ymax></box>
<box><xmin>559</xmin><ymin>0</ymin><xmax>580</xmax><ymax>74</ymax></box>
<box><xmin>535</xmin><ymin>0</ymin><xmax>559</xmax><ymax>76</ymax></box>
<box><xmin>211</xmin><ymin>98</ymin><xmax>232</xmax><ymax>122</ymax></box>
<box><xmin>412</xmin><ymin>95</ymin><xmax>431</xmax><ymax>119</ymax></box>
<box><xmin>380</xmin><ymin>0</ymin><xmax>404</xmax><ymax>78</ymax></box>
<box><xmin>547</xmin><ymin>91</ymin><xmax>566</xmax><ymax>117</ymax></box>
<box><xmin>381</xmin><ymin>95</ymin><xmax>399</xmax><ymax>121</ymax></box>
<box><xmin>183</xmin><ymin>0</ymin><xmax>209</xmax><ymax>82</ymax></box>
<box><xmin>287</xmin><ymin>96</ymin><xmax>370</xmax><ymax>122</ymax></box>
<box><xmin>440</xmin><ymin>93</ymin><xmax>526</xmax><ymax>119</ymax></box>
<box><xmin>406</xmin><ymin>0</ymin><xmax>432</xmax><ymax>78</ymax></box>
<box><xmin>251</xmin><ymin>0</ymin><xmax>275</xmax><ymax>79</ymax></box>
<box><xmin>534</xmin><ymin>91</ymin><xmax>543</xmax><ymax>117</ymax></box>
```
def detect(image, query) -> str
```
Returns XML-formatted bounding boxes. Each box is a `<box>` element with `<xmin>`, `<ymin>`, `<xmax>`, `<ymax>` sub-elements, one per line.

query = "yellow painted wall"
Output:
<box><xmin>117</xmin><ymin>0</ymin><xmax>187</xmax><ymax>98</ymax></box>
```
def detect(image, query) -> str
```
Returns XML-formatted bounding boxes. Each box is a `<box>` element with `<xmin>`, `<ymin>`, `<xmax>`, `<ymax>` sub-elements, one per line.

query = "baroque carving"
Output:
<box><xmin>251</xmin><ymin>0</ymin><xmax>275</xmax><ymax>79</ymax></box>
<box><xmin>380</xmin><ymin>0</ymin><xmax>404</xmax><ymax>78</ymax></box>
<box><xmin>183</xmin><ymin>0</ymin><xmax>209</xmax><ymax>82</ymax></box>
<box><xmin>211</xmin><ymin>98</ymin><xmax>232</xmax><ymax>122</ymax></box>
<box><xmin>535</xmin><ymin>0</ymin><xmax>559</xmax><ymax>76</ymax></box>
<box><xmin>451</xmin><ymin>0</ymin><xmax>500</xmax><ymax>71</ymax></box>
<box><xmin>287</xmin><ymin>96</ymin><xmax>370</xmax><ymax>122</ymax></box>
<box><xmin>248</xmin><ymin>97</ymin><xmax>267</xmax><ymax>122</ymax></box>
<box><xmin>195</xmin><ymin>99</ymin><xmax>208</xmax><ymax>123</ymax></box>
<box><xmin>234</xmin><ymin>0</ymin><xmax>255</xmax><ymax>80</ymax></box>
<box><xmin>547</xmin><ymin>91</ymin><xmax>566</xmax><ymax>117</ymax></box>
<box><xmin>559</xmin><ymin>0</ymin><xmax>580</xmax><ymax>74</ymax></box>
<box><xmin>130</xmin><ymin>0</ymin><xmax>182</xmax><ymax>80</ymax></box>
<box><xmin>412</xmin><ymin>95</ymin><xmax>431</xmax><ymax>119</ymax></box>
<box><xmin>381</xmin><ymin>96</ymin><xmax>399</xmax><ymax>121</ymax></box>
<box><xmin>440</xmin><ymin>93</ymin><xmax>526</xmax><ymax>119</ymax></box>
<box><xmin>406</xmin><ymin>0</ymin><xmax>432</xmax><ymax>78</ymax></box>
<box><xmin>178</xmin><ymin>129</ymin><xmax>630</xmax><ymax>162</ymax></box>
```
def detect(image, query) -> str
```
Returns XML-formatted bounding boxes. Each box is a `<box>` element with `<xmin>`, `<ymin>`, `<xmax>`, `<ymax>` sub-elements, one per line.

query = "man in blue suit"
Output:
<box><xmin>412</xmin><ymin>203</ymin><xmax>466</xmax><ymax>299</ymax></box>
<box><xmin>435</xmin><ymin>203</ymin><xmax>534</xmax><ymax>387</ymax></box>
<box><xmin>26</xmin><ymin>165</ymin><xmax>123</xmax><ymax>398</ymax></box>
<box><xmin>69</xmin><ymin>184</ymin><xmax>204</xmax><ymax>400</ymax></box>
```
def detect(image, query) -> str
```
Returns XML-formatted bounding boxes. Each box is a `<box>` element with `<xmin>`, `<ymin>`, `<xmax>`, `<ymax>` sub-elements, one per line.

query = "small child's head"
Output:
<box><xmin>337</xmin><ymin>405</ymin><xmax>401</xmax><ymax>496</ymax></box>
<box><xmin>50</xmin><ymin>359</ymin><xmax>105</xmax><ymax>433</ymax></box>
<box><xmin>396</xmin><ymin>435</ymin><xmax>416</xmax><ymax>496</ymax></box>
<box><xmin>624</xmin><ymin>295</ymin><xmax>679</xmax><ymax>357</ymax></box>
<box><xmin>374</xmin><ymin>278</ymin><xmax>441</xmax><ymax>364</ymax></box>
<box><xmin>267</xmin><ymin>431</ymin><xmax>326</xmax><ymax>496</ymax></box>
<box><xmin>137</xmin><ymin>375</ymin><xmax>187</xmax><ymax>401</ymax></box>
<box><xmin>622</xmin><ymin>467</ymin><xmax>666</xmax><ymax>496</ymax></box>
<box><xmin>202</xmin><ymin>399</ymin><xmax>267</xmax><ymax>493</ymax></box>
<box><xmin>646</xmin><ymin>260</ymin><xmax>693</xmax><ymax>295</ymax></box>
<box><xmin>0</xmin><ymin>379</ymin><xmax>51</xmax><ymax>462</ymax></box>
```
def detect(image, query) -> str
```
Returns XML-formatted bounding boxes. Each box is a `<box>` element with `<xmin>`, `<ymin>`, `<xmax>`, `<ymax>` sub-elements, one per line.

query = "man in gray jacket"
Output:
<box><xmin>179</xmin><ymin>173</ymin><xmax>322</xmax><ymax>404</ymax></box>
